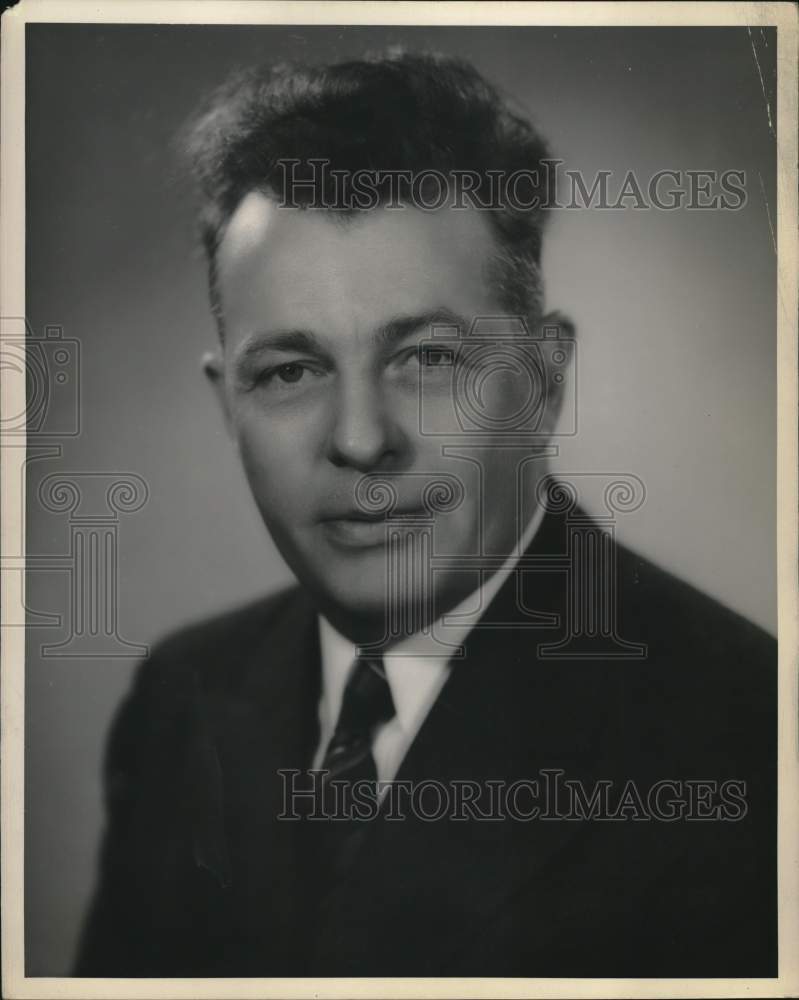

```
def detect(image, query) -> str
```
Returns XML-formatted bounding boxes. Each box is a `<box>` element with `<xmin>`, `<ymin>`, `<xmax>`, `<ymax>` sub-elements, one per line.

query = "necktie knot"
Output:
<box><xmin>319</xmin><ymin>656</ymin><xmax>394</xmax><ymax>787</ymax></box>
<box><xmin>332</xmin><ymin>656</ymin><xmax>394</xmax><ymax>741</ymax></box>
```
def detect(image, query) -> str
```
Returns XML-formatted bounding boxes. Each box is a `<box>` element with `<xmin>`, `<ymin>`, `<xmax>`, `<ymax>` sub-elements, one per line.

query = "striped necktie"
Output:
<box><xmin>321</xmin><ymin>655</ymin><xmax>395</xmax><ymax>793</ymax></box>
<box><xmin>315</xmin><ymin>655</ymin><xmax>395</xmax><ymax>876</ymax></box>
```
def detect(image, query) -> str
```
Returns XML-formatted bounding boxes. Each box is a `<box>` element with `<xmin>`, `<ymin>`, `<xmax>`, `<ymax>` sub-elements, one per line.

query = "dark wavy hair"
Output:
<box><xmin>182</xmin><ymin>50</ymin><xmax>554</xmax><ymax>336</ymax></box>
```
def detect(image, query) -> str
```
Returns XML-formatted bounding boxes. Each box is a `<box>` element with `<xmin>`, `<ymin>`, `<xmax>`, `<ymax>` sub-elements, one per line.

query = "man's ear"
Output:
<box><xmin>202</xmin><ymin>350</ymin><xmax>234</xmax><ymax>437</ymax></box>
<box><xmin>535</xmin><ymin>309</ymin><xmax>576</xmax><ymax>437</ymax></box>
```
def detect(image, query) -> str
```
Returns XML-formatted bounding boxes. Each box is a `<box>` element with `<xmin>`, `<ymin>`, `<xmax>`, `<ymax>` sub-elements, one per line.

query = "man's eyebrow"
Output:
<box><xmin>233</xmin><ymin>329</ymin><xmax>325</xmax><ymax>372</ymax></box>
<box><xmin>376</xmin><ymin>308</ymin><xmax>468</xmax><ymax>346</ymax></box>
<box><xmin>233</xmin><ymin>307</ymin><xmax>468</xmax><ymax>374</ymax></box>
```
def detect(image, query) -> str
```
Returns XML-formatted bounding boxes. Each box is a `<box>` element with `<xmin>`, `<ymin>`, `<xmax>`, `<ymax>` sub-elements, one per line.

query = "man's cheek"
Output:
<box><xmin>237</xmin><ymin>432</ymin><xmax>307</xmax><ymax>508</ymax></box>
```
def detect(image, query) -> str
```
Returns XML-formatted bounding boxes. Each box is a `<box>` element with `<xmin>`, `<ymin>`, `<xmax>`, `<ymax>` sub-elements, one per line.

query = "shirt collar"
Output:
<box><xmin>317</xmin><ymin>502</ymin><xmax>546</xmax><ymax>735</ymax></box>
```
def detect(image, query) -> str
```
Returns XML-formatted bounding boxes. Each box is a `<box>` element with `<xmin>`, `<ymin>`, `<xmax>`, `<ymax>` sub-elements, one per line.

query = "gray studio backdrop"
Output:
<box><xmin>24</xmin><ymin>25</ymin><xmax>776</xmax><ymax>974</ymax></box>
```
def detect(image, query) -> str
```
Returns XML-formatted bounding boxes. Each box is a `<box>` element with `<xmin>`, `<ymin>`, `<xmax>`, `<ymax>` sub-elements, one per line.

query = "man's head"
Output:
<box><xmin>185</xmin><ymin>50</ymin><xmax>568</xmax><ymax>642</ymax></box>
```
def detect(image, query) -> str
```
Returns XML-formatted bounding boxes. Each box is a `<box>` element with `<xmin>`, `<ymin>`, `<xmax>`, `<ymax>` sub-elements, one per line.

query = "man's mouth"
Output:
<box><xmin>319</xmin><ymin>508</ymin><xmax>428</xmax><ymax>547</ymax></box>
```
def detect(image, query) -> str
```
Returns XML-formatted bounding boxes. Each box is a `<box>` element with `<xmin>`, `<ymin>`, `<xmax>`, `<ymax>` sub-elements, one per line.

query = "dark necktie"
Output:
<box><xmin>315</xmin><ymin>655</ymin><xmax>395</xmax><ymax>878</ymax></box>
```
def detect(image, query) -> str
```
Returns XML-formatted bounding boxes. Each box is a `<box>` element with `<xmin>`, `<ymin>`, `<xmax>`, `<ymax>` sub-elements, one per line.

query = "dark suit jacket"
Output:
<box><xmin>74</xmin><ymin>508</ymin><xmax>776</xmax><ymax>977</ymax></box>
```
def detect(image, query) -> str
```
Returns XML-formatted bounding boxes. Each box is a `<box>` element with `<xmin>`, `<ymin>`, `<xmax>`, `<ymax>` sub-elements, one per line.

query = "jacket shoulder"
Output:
<box><xmin>609</xmin><ymin>540</ymin><xmax>776</xmax><ymax>771</ymax></box>
<box><xmin>132</xmin><ymin>585</ymin><xmax>307</xmax><ymax>703</ymax></box>
<box><xmin>615</xmin><ymin>540</ymin><xmax>775</xmax><ymax>658</ymax></box>
<box><xmin>153</xmin><ymin>585</ymin><xmax>302</xmax><ymax>658</ymax></box>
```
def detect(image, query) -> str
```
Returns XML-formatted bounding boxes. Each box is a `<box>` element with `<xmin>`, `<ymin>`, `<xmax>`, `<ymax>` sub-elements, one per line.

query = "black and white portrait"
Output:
<box><xmin>4</xmin><ymin>3</ymin><xmax>797</xmax><ymax>996</ymax></box>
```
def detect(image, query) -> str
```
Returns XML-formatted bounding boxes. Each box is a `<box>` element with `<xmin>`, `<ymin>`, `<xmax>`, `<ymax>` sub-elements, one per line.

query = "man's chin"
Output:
<box><xmin>314</xmin><ymin>566</ymin><xmax>394</xmax><ymax>617</ymax></box>
<box><xmin>285</xmin><ymin>526</ymin><xmax>469</xmax><ymax>639</ymax></box>
<box><xmin>303</xmin><ymin>557</ymin><xmax>433</xmax><ymax>642</ymax></box>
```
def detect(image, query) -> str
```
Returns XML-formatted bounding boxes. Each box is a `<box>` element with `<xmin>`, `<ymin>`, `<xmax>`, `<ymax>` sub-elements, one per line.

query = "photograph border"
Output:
<box><xmin>2</xmin><ymin>2</ymin><xmax>797</xmax><ymax>998</ymax></box>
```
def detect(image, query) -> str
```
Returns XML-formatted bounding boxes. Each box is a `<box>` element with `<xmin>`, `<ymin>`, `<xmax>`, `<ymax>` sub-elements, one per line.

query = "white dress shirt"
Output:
<box><xmin>313</xmin><ymin>503</ymin><xmax>546</xmax><ymax>783</ymax></box>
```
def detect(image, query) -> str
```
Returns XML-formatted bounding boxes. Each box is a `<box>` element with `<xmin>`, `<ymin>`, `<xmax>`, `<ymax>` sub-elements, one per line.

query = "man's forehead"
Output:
<box><xmin>216</xmin><ymin>191</ymin><xmax>501</xmax><ymax>340</ymax></box>
<box><xmin>218</xmin><ymin>190</ymin><xmax>497</xmax><ymax>279</ymax></box>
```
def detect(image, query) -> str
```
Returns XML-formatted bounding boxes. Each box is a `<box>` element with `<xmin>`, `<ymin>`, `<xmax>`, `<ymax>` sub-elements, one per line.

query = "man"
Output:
<box><xmin>74</xmin><ymin>51</ymin><xmax>776</xmax><ymax>977</ymax></box>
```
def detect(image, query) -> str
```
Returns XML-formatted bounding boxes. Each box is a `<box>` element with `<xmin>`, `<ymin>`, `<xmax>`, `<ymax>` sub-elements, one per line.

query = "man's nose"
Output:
<box><xmin>326</xmin><ymin>374</ymin><xmax>407</xmax><ymax>471</ymax></box>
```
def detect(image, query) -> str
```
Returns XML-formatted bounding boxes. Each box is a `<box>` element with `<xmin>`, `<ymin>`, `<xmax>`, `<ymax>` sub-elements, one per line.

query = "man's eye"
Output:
<box><xmin>274</xmin><ymin>362</ymin><xmax>305</xmax><ymax>384</ymax></box>
<box><xmin>256</xmin><ymin>361</ymin><xmax>315</xmax><ymax>388</ymax></box>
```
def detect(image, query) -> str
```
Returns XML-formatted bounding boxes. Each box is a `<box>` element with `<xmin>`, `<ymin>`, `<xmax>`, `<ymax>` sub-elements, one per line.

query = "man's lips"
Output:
<box><xmin>319</xmin><ymin>507</ymin><xmax>426</xmax><ymax>523</ymax></box>
<box><xmin>319</xmin><ymin>507</ymin><xmax>430</xmax><ymax>547</ymax></box>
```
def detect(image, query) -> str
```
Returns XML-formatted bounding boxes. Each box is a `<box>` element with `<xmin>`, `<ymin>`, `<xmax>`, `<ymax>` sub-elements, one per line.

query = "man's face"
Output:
<box><xmin>210</xmin><ymin>193</ymin><xmax>558</xmax><ymax>637</ymax></box>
